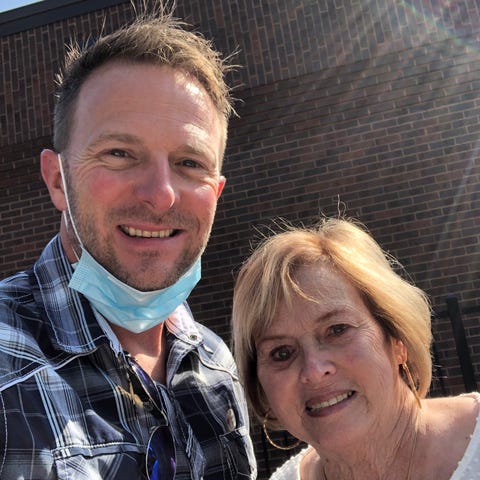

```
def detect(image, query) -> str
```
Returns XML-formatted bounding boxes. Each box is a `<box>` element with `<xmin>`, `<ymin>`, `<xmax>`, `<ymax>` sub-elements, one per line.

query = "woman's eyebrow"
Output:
<box><xmin>256</xmin><ymin>333</ymin><xmax>287</xmax><ymax>345</ymax></box>
<box><xmin>256</xmin><ymin>307</ymin><xmax>348</xmax><ymax>345</ymax></box>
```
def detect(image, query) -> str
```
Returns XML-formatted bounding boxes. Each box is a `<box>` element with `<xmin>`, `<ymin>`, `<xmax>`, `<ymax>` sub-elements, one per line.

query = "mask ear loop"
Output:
<box><xmin>57</xmin><ymin>153</ymin><xmax>84</xmax><ymax>261</ymax></box>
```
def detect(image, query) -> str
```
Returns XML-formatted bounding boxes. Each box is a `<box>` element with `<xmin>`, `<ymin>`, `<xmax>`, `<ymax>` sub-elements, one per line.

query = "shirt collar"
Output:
<box><xmin>166</xmin><ymin>303</ymin><xmax>202</xmax><ymax>346</ymax></box>
<box><xmin>34</xmin><ymin>235</ymin><xmax>203</xmax><ymax>355</ymax></box>
<box><xmin>33</xmin><ymin>235</ymin><xmax>111</xmax><ymax>354</ymax></box>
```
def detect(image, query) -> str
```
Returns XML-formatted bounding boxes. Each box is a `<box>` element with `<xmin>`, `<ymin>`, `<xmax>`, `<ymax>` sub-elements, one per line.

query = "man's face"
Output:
<box><xmin>61</xmin><ymin>61</ymin><xmax>226</xmax><ymax>291</ymax></box>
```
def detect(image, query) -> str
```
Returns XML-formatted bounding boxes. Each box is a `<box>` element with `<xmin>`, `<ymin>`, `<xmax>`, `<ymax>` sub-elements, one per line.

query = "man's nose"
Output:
<box><xmin>135</xmin><ymin>159</ymin><xmax>177</xmax><ymax>211</ymax></box>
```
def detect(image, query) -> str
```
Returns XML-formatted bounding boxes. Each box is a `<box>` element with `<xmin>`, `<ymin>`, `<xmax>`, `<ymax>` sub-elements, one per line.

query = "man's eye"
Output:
<box><xmin>270</xmin><ymin>346</ymin><xmax>292</xmax><ymax>362</ymax></box>
<box><xmin>108</xmin><ymin>149</ymin><xmax>129</xmax><ymax>158</ymax></box>
<box><xmin>180</xmin><ymin>158</ymin><xmax>200</xmax><ymax>168</ymax></box>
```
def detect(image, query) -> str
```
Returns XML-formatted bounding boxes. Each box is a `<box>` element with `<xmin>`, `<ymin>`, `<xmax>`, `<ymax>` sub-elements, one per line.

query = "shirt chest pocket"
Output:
<box><xmin>220</xmin><ymin>425</ymin><xmax>255</xmax><ymax>479</ymax></box>
<box><xmin>45</xmin><ymin>377</ymin><xmax>150</xmax><ymax>479</ymax></box>
<box><xmin>53</xmin><ymin>443</ymin><xmax>146</xmax><ymax>480</ymax></box>
<box><xmin>172</xmin><ymin>350</ymin><xmax>255</xmax><ymax>479</ymax></box>
<box><xmin>1</xmin><ymin>370</ymin><xmax>151</xmax><ymax>480</ymax></box>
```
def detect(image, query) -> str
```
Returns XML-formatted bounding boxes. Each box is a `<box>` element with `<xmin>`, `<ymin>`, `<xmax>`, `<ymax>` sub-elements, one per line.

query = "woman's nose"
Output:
<box><xmin>300</xmin><ymin>348</ymin><xmax>336</xmax><ymax>384</ymax></box>
<box><xmin>136</xmin><ymin>160</ymin><xmax>177</xmax><ymax>211</ymax></box>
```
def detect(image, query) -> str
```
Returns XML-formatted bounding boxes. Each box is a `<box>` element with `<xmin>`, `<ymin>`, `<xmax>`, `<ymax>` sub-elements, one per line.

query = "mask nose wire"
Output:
<box><xmin>57</xmin><ymin>153</ymin><xmax>84</xmax><ymax>262</ymax></box>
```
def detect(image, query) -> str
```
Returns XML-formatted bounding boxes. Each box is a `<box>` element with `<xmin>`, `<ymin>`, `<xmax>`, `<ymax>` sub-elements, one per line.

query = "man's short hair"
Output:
<box><xmin>53</xmin><ymin>6</ymin><xmax>235</xmax><ymax>153</ymax></box>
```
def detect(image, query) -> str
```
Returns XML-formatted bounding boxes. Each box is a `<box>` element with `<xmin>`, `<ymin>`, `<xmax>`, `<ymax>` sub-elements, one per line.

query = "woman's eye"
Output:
<box><xmin>330</xmin><ymin>324</ymin><xmax>348</xmax><ymax>336</ymax></box>
<box><xmin>270</xmin><ymin>346</ymin><xmax>292</xmax><ymax>362</ymax></box>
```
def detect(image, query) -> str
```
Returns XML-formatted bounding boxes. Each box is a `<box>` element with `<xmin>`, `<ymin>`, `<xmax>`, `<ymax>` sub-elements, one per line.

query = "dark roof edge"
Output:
<box><xmin>0</xmin><ymin>0</ymin><xmax>127</xmax><ymax>37</ymax></box>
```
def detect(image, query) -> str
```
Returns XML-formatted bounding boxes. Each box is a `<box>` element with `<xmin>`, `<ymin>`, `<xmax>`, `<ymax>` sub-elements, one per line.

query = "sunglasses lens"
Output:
<box><xmin>146</xmin><ymin>425</ymin><xmax>176</xmax><ymax>480</ymax></box>
<box><xmin>125</xmin><ymin>355</ymin><xmax>176</xmax><ymax>479</ymax></box>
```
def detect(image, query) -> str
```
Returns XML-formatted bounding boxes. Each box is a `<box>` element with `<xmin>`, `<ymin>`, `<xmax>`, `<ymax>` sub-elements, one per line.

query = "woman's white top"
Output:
<box><xmin>270</xmin><ymin>392</ymin><xmax>480</xmax><ymax>480</ymax></box>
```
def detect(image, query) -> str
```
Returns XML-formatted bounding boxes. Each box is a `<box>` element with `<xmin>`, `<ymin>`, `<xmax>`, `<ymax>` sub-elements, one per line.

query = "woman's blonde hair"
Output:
<box><xmin>231</xmin><ymin>218</ymin><xmax>432</xmax><ymax>424</ymax></box>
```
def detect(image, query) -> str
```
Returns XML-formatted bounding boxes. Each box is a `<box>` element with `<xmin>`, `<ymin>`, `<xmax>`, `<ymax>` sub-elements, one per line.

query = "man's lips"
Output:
<box><xmin>306</xmin><ymin>391</ymin><xmax>355</xmax><ymax>413</ymax></box>
<box><xmin>120</xmin><ymin>225</ymin><xmax>176</xmax><ymax>238</ymax></box>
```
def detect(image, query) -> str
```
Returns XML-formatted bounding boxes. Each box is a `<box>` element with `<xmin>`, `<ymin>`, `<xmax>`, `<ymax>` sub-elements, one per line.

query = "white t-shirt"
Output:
<box><xmin>270</xmin><ymin>392</ymin><xmax>480</xmax><ymax>480</ymax></box>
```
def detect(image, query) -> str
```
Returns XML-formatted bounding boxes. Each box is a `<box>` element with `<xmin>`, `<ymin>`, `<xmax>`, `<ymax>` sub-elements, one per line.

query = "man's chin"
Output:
<box><xmin>119</xmin><ymin>268</ymin><xmax>186</xmax><ymax>292</ymax></box>
<box><xmin>106</xmin><ymin>251</ymin><xmax>199</xmax><ymax>291</ymax></box>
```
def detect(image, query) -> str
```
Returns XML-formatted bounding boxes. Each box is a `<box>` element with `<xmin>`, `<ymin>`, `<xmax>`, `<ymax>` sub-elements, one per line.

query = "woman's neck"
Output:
<box><xmin>304</xmin><ymin>402</ymin><xmax>422</xmax><ymax>480</ymax></box>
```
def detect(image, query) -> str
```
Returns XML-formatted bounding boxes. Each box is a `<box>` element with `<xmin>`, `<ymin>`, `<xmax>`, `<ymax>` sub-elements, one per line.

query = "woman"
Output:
<box><xmin>232</xmin><ymin>218</ymin><xmax>480</xmax><ymax>479</ymax></box>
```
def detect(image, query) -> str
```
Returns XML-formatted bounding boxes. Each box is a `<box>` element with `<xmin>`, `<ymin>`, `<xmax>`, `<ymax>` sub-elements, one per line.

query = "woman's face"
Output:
<box><xmin>255</xmin><ymin>263</ymin><xmax>406</xmax><ymax>450</ymax></box>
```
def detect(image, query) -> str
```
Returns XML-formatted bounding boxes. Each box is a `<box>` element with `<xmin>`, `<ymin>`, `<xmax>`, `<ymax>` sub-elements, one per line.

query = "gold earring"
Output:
<box><xmin>401</xmin><ymin>362</ymin><xmax>422</xmax><ymax>408</ymax></box>
<box><xmin>262</xmin><ymin>410</ymin><xmax>301</xmax><ymax>451</ymax></box>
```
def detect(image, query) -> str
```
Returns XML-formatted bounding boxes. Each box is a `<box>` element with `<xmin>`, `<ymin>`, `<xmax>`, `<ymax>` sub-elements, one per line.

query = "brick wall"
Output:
<box><xmin>1</xmin><ymin>1</ymin><xmax>480</xmax><ymax>477</ymax></box>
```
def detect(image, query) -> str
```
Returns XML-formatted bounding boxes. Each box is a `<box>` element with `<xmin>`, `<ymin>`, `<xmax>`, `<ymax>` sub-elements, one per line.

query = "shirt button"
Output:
<box><xmin>144</xmin><ymin>400</ymin><xmax>154</xmax><ymax>412</ymax></box>
<box><xmin>189</xmin><ymin>334</ymin><xmax>199</xmax><ymax>341</ymax></box>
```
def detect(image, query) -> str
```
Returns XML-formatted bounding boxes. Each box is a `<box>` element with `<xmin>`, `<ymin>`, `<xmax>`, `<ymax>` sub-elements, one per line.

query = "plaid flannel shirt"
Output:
<box><xmin>0</xmin><ymin>235</ymin><xmax>256</xmax><ymax>480</ymax></box>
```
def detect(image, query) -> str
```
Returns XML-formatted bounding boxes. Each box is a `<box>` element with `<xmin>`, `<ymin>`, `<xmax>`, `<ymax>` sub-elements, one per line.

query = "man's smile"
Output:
<box><xmin>120</xmin><ymin>225</ymin><xmax>176</xmax><ymax>238</ymax></box>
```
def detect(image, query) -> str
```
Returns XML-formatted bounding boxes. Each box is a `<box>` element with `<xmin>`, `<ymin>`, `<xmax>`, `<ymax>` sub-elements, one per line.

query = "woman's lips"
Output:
<box><xmin>306</xmin><ymin>391</ymin><xmax>355</xmax><ymax>413</ymax></box>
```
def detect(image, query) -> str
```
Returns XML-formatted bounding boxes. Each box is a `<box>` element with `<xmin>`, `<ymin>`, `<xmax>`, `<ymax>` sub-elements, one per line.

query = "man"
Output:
<box><xmin>0</xmin><ymin>7</ymin><xmax>256</xmax><ymax>480</ymax></box>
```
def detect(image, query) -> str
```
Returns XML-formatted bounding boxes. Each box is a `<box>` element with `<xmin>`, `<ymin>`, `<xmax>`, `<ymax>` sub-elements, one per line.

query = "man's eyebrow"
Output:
<box><xmin>179</xmin><ymin>144</ymin><xmax>207</xmax><ymax>155</ymax></box>
<box><xmin>87</xmin><ymin>132</ymin><xmax>143</xmax><ymax>150</ymax></box>
<box><xmin>175</xmin><ymin>143</ymin><xmax>217</xmax><ymax>160</ymax></box>
<box><xmin>173</xmin><ymin>144</ymin><xmax>219</xmax><ymax>168</ymax></box>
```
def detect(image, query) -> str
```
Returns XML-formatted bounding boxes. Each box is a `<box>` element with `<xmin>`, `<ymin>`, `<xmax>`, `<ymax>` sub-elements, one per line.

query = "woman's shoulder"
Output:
<box><xmin>424</xmin><ymin>392</ymin><xmax>479</xmax><ymax>439</ymax></box>
<box><xmin>460</xmin><ymin>391</ymin><xmax>480</xmax><ymax>403</ymax></box>
<box><xmin>421</xmin><ymin>392</ymin><xmax>480</xmax><ymax>478</ymax></box>
<box><xmin>269</xmin><ymin>448</ymin><xmax>310</xmax><ymax>480</ymax></box>
<box><xmin>426</xmin><ymin>392</ymin><xmax>479</xmax><ymax>417</ymax></box>
<box><xmin>449</xmin><ymin>393</ymin><xmax>480</xmax><ymax>479</ymax></box>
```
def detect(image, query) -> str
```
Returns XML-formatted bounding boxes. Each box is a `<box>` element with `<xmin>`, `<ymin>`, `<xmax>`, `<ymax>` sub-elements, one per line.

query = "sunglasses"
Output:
<box><xmin>126</xmin><ymin>354</ymin><xmax>177</xmax><ymax>480</ymax></box>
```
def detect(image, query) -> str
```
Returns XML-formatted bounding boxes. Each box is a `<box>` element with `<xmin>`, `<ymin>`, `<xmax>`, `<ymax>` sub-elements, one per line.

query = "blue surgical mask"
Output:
<box><xmin>69</xmin><ymin>251</ymin><xmax>201</xmax><ymax>333</ymax></box>
<box><xmin>57</xmin><ymin>153</ymin><xmax>201</xmax><ymax>333</ymax></box>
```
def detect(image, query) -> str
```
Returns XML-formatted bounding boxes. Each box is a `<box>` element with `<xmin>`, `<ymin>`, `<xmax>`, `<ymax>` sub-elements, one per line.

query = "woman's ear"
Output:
<box><xmin>392</xmin><ymin>338</ymin><xmax>407</xmax><ymax>365</ymax></box>
<box><xmin>40</xmin><ymin>149</ymin><xmax>67</xmax><ymax>212</ymax></box>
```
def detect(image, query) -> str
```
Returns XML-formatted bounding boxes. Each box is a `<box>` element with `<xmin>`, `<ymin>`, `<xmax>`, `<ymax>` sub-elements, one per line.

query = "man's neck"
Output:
<box><xmin>111</xmin><ymin>322</ymin><xmax>167</xmax><ymax>384</ymax></box>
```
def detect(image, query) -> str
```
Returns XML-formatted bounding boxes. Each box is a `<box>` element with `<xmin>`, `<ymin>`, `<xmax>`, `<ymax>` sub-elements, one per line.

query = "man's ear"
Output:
<box><xmin>40</xmin><ymin>149</ymin><xmax>67</xmax><ymax>212</ymax></box>
<box><xmin>216</xmin><ymin>175</ymin><xmax>226</xmax><ymax>199</ymax></box>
